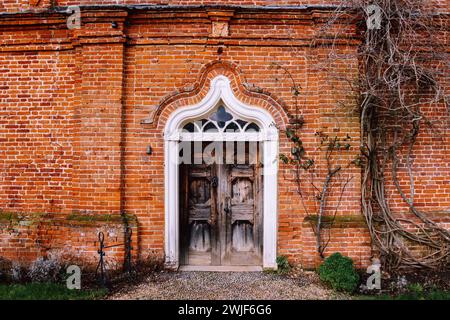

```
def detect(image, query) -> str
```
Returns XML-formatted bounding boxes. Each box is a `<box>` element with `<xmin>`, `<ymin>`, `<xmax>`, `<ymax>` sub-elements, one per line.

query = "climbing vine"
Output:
<box><xmin>281</xmin><ymin>0</ymin><xmax>449</xmax><ymax>270</ymax></box>
<box><xmin>281</xmin><ymin>127</ymin><xmax>356</xmax><ymax>258</ymax></box>
<box><xmin>321</xmin><ymin>0</ymin><xmax>449</xmax><ymax>270</ymax></box>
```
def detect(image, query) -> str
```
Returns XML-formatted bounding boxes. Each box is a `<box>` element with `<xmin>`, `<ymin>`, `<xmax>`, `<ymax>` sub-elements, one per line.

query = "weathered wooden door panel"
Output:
<box><xmin>180</xmin><ymin>142</ymin><xmax>262</xmax><ymax>266</ymax></box>
<box><xmin>222</xmin><ymin>164</ymin><xmax>262</xmax><ymax>266</ymax></box>
<box><xmin>180</xmin><ymin>164</ymin><xmax>219</xmax><ymax>265</ymax></box>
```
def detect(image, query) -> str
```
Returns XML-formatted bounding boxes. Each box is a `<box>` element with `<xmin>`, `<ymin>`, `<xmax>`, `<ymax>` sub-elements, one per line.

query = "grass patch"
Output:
<box><xmin>0</xmin><ymin>283</ymin><xmax>107</xmax><ymax>300</ymax></box>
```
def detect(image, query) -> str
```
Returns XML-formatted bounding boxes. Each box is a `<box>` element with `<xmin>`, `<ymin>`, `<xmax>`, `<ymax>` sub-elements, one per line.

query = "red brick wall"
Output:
<box><xmin>0</xmin><ymin>50</ymin><xmax>74</xmax><ymax>215</ymax></box>
<box><xmin>0</xmin><ymin>4</ymin><xmax>448</xmax><ymax>270</ymax></box>
<box><xmin>0</xmin><ymin>214</ymin><xmax>138</xmax><ymax>267</ymax></box>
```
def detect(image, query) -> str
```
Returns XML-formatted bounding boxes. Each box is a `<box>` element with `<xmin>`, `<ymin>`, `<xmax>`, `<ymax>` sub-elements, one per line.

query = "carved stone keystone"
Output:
<box><xmin>207</xmin><ymin>10</ymin><xmax>235</xmax><ymax>38</ymax></box>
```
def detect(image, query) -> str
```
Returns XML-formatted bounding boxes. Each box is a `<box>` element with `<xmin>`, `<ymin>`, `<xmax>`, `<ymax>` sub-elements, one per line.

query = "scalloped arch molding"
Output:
<box><xmin>146</xmin><ymin>60</ymin><xmax>290</xmax><ymax>129</ymax></box>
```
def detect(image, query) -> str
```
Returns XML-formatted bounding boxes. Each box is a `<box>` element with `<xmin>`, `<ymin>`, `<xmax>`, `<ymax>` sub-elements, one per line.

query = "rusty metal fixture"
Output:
<box><xmin>96</xmin><ymin>227</ymin><xmax>133</xmax><ymax>287</ymax></box>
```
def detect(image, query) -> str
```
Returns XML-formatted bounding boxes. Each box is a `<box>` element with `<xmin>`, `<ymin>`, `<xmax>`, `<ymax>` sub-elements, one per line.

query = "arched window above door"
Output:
<box><xmin>164</xmin><ymin>76</ymin><xmax>277</xmax><ymax>142</ymax></box>
<box><xmin>182</xmin><ymin>106</ymin><xmax>261</xmax><ymax>134</ymax></box>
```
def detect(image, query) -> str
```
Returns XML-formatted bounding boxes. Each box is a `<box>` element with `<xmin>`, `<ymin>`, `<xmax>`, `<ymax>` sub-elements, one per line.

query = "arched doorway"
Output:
<box><xmin>164</xmin><ymin>76</ymin><xmax>278</xmax><ymax>270</ymax></box>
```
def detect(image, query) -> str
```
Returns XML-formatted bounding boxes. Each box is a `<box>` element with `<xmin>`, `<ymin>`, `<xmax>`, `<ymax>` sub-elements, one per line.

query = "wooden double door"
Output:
<box><xmin>180</xmin><ymin>145</ymin><xmax>263</xmax><ymax>266</ymax></box>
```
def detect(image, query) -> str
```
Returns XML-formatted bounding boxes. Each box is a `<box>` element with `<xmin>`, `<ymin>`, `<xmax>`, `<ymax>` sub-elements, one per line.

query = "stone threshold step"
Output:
<box><xmin>178</xmin><ymin>265</ymin><xmax>263</xmax><ymax>272</ymax></box>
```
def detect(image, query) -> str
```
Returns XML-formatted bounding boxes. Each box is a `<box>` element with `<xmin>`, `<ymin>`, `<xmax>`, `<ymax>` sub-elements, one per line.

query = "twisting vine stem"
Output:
<box><xmin>281</xmin><ymin>0</ymin><xmax>449</xmax><ymax>270</ymax></box>
<box><xmin>325</xmin><ymin>0</ymin><xmax>449</xmax><ymax>270</ymax></box>
<box><xmin>281</xmin><ymin>129</ymin><xmax>355</xmax><ymax>258</ymax></box>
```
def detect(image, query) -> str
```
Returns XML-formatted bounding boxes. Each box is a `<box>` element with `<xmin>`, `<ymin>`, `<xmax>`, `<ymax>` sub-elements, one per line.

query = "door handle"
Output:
<box><xmin>224</xmin><ymin>196</ymin><xmax>231</xmax><ymax>215</ymax></box>
<box><xmin>211</xmin><ymin>176</ymin><xmax>218</xmax><ymax>188</ymax></box>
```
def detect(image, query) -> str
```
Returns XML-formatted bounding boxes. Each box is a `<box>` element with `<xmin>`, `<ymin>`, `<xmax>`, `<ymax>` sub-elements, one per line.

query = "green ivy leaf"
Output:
<box><xmin>279</xmin><ymin>154</ymin><xmax>289</xmax><ymax>164</ymax></box>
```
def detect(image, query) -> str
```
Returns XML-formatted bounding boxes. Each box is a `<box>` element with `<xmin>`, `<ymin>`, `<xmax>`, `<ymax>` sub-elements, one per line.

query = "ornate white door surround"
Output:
<box><xmin>164</xmin><ymin>75</ymin><xmax>279</xmax><ymax>270</ymax></box>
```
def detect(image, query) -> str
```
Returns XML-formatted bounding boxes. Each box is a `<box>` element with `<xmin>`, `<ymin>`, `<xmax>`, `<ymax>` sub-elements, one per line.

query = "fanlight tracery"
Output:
<box><xmin>182</xmin><ymin>106</ymin><xmax>261</xmax><ymax>135</ymax></box>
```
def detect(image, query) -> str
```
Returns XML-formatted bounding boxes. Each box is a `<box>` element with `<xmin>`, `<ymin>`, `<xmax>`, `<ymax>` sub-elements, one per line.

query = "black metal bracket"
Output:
<box><xmin>96</xmin><ymin>226</ymin><xmax>133</xmax><ymax>287</ymax></box>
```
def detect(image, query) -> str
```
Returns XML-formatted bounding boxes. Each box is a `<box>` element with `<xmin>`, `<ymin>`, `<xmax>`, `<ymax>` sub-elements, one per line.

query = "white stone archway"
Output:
<box><xmin>164</xmin><ymin>75</ymin><xmax>279</xmax><ymax>270</ymax></box>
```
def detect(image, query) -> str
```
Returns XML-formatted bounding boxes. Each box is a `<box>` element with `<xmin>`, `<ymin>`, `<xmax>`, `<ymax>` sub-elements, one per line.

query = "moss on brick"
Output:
<box><xmin>66</xmin><ymin>212</ymin><xmax>137</xmax><ymax>224</ymax></box>
<box><xmin>0</xmin><ymin>211</ymin><xmax>138</xmax><ymax>228</ymax></box>
<box><xmin>303</xmin><ymin>214</ymin><xmax>367</xmax><ymax>228</ymax></box>
<box><xmin>0</xmin><ymin>211</ymin><xmax>20</xmax><ymax>223</ymax></box>
<box><xmin>0</xmin><ymin>211</ymin><xmax>46</xmax><ymax>226</ymax></box>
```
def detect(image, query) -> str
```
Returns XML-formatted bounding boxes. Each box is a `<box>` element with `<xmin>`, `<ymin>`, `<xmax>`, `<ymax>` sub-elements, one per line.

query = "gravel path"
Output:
<box><xmin>108</xmin><ymin>271</ymin><xmax>348</xmax><ymax>300</ymax></box>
